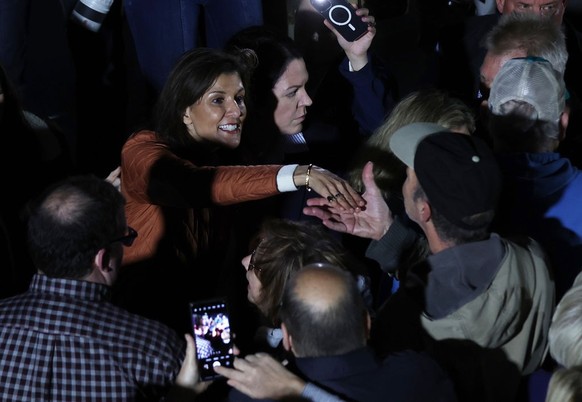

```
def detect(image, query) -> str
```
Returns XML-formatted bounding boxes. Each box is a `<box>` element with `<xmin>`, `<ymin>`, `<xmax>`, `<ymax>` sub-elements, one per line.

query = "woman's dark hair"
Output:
<box><xmin>225</xmin><ymin>26</ymin><xmax>305</xmax><ymax>162</ymax></box>
<box><xmin>154</xmin><ymin>47</ymin><xmax>257</xmax><ymax>153</ymax></box>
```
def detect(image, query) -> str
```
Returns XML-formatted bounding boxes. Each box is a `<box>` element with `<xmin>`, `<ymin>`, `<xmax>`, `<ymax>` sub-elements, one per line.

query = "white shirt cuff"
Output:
<box><xmin>277</xmin><ymin>164</ymin><xmax>299</xmax><ymax>192</ymax></box>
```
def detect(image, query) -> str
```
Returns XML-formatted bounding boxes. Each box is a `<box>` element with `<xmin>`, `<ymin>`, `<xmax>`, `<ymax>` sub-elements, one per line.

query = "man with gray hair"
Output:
<box><xmin>437</xmin><ymin>0</ymin><xmax>581</xmax><ymax>106</ymax></box>
<box><xmin>478</xmin><ymin>11</ymin><xmax>582</xmax><ymax>167</ymax></box>
<box><xmin>480</xmin><ymin>12</ymin><xmax>568</xmax><ymax>96</ymax></box>
<box><xmin>488</xmin><ymin>56</ymin><xmax>582</xmax><ymax>302</ymax></box>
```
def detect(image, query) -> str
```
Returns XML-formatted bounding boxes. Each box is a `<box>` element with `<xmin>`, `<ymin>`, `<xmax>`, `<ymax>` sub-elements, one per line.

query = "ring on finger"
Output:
<box><xmin>334</xmin><ymin>192</ymin><xmax>343</xmax><ymax>198</ymax></box>
<box><xmin>327</xmin><ymin>195</ymin><xmax>336</xmax><ymax>202</ymax></box>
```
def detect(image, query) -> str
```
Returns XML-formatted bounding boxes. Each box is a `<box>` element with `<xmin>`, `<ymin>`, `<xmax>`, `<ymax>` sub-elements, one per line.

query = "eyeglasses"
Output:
<box><xmin>109</xmin><ymin>226</ymin><xmax>138</xmax><ymax>247</ymax></box>
<box><xmin>247</xmin><ymin>246</ymin><xmax>262</xmax><ymax>274</ymax></box>
<box><xmin>513</xmin><ymin>1</ymin><xmax>563</xmax><ymax>17</ymax></box>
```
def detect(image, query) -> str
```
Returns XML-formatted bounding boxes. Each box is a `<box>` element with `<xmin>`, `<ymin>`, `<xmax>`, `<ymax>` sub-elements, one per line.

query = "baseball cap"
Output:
<box><xmin>388</xmin><ymin>122</ymin><xmax>447</xmax><ymax>167</ymax></box>
<box><xmin>488</xmin><ymin>57</ymin><xmax>566</xmax><ymax>122</ymax></box>
<box><xmin>389</xmin><ymin>123</ymin><xmax>501</xmax><ymax>230</ymax></box>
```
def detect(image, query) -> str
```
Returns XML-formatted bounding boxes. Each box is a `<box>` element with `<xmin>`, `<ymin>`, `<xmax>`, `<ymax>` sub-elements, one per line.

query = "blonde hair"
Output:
<box><xmin>348</xmin><ymin>89</ymin><xmax>475</xmax><ymax>199</ymax></box>
<box><xmin>545</xmin><ymin>365</ymin><xmax>582</xmax><ymax>402</ymax></box>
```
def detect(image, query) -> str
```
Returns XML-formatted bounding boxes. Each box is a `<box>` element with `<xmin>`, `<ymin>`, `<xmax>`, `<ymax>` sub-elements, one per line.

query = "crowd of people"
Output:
<box><xmin>1</xmin><ymin>0</ymin><xmax>582</xmax><ymax>401</ymax></box>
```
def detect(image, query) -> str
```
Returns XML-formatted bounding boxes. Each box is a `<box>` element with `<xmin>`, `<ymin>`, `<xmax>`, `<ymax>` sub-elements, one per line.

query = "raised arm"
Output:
<box><xmin>322</xmin><ymin>6</ymin><xmax>376</xmax><ymax>71</ymax></box>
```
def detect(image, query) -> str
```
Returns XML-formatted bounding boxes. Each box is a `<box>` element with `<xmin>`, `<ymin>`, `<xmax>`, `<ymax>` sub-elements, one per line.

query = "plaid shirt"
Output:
<box><xmin>0</xmin><ymin>274</ymin><xmax>185</xmax><ymax>401</ymax></box>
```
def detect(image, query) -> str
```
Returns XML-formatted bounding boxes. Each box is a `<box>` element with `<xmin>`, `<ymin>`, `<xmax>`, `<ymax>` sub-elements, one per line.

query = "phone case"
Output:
<box><xmin>310</xmin><ymin>0</ymin><xmax>369</xmax><ymax>42</ymax></box>
<box><xmin>189</xmin><ymin>297</ymin><xmax>234</xmax><ymax>381</ymax></box>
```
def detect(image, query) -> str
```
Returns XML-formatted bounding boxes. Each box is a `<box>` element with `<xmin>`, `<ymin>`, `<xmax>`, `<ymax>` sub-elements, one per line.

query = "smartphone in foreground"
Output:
<box><xmin>310</xmin><ymin>0</ymin><xmax>369</xmax><ymax>42</ymax></box>
<box><xmin>189</xmin><ymin>298</ymin><xmax>234</xmax><ymax>381</ymax></box>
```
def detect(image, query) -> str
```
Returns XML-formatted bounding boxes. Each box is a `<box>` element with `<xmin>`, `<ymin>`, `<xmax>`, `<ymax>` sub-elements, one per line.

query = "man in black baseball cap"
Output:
<box><xmin>389</xmin><ymin>122</ymin><xmax>501</xmax><ymax>234</ymax></box>
<box><xmin>304</xmin><ymin>122</ymin><xmax>554</xmax><ymax>402</ymax></box>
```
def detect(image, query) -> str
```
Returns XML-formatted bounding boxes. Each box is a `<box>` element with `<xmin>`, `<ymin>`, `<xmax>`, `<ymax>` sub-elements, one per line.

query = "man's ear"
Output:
<box><xmin>95</xmin><ymin>248</ymin><xmax>113</xmax><ymax>274</ymax></box>
<box><xmin>281</xmin><ymin>323</ymin><xmax>293</xmax><ymax>353</ymax></box>
<box><xmin>495</xmin><ymin>0</ymin><xmax>505</xmax><ymax>13</ymax></box>
<box><xmin>85</xmin><ymin>248</ymin><xmax>117</xmax><ymax>286</ymax></box>
<box><xmin>559</xmin><ymin>107</ymin><xmax>570</xmax><ymax>142</ymax></box>
<box><xmin>418</xmin><ymin>199</ymin><xmax>432</xmax><ymax>224</ymax></box>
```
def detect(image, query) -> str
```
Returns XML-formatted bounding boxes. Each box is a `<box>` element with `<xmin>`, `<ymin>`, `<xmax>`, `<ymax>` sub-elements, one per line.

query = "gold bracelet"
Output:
<box><xmin>305</xmin><ymin>164</ymin><xmax>313</xmax><ymax>192</ymax></box>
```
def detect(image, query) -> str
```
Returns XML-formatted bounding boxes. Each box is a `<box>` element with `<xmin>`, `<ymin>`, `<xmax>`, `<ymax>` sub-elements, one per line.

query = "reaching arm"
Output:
<box><xmin>122</xmin><ymin>131</ymin><xmax>364</xmax><ymax>210</ymax></box>
<box><xmin>323</xmin><ymin>7</ymin><xmax>376</xmax><ymax>71</ymax></box>
<box><xmin>328</xmin><ymin>7</ymin><xmax>395</xmax><ymax>134</ymax></box>
<box><xmin>214</xmin><ymin>353</ymin><xmax>304</xmax><ymax>399</ymax></box>
<box><xmin>292</xmin><ymin>164</ymin><xmax>365</xmax><ymax>211</ymax></box>
<box><xmin>214</xmin><ymin>353</ymin><xmax>345</xmax><ymax>402</ymax></box>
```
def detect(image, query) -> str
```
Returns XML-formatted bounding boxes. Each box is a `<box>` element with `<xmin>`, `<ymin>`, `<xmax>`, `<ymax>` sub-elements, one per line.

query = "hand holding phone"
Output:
<box><xmin>189</xmin><ymin>298</ymin><xmax>234</xmax><ymax>381</ymax></box>
<box><xmin>310</xmin><ymin>0</ymin><xmax>369</xmax><ymax>42</ymax></box>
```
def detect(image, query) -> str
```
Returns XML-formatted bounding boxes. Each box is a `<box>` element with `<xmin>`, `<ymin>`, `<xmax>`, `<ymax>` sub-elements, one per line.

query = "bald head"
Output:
<box><xmin>280</xmin><ymin>263</ymin><xmax>368</xmax><ymax>357</ymax></box>
<box><xmin>26</xmin><ymin>174</ymin><xmax>126</xmax><ymax>279</ymax></box>
<box><xmin>291</xmin><ymin>263</ymin><xmax>350</xmax><ymax>313</ymax></box>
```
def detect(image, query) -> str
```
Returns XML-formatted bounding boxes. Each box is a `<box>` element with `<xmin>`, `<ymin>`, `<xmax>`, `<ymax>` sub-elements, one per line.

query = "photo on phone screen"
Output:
<box><xmin>189</xmin><ymin>298</ymin><xmax>234</xmax><ymax>381</ymax></box>
<box><xmin>310</xmin><ymin>0</ymin><xmax>368</xmax><ymax>42</ymax></box>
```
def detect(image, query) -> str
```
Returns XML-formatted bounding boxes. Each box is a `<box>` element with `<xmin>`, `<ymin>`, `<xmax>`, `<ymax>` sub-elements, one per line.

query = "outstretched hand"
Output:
<box><xmin>214</xmin><ymin>353</ymin><xmax>306</xmax><ymax>400</ymax></box>
<box><xmin>306</xmin><ymin>165</ymin><xmax>366</xmax><ymax>211</ymax></box>
<box><xmin>303</xmin><ymin>161</ymin><xmax>392</xmax><ymax>240</ymax></box>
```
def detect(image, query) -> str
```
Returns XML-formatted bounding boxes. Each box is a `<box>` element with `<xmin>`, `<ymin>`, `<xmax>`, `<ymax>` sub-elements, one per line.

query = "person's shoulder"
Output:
<box><xmin>122</xmin><ymin>129</ymin><xmax>168</xmax><ymax>158</ymax></box>
<box><xmin>499</xmin><ymin>233</ymin><xmax>544</xmax><ymax>254</ymax></box>
<box><xmin>124</xmin><ymin>129</ymin><xmax>157</xmax><ymax>145</ymax></box>
<box><xmin>496</xmin><ymin>234</ymin><xmax>553</xmax><ymax>286</ymax></box>
<box><xmin>381</xmin><ymin>350</ymin><xmax>457</xmax><ymax>401</ymax></box>
<box><xmin>384</xmin><ymin>349</ymin><xmax>444</xmax><ymax>372</ymax></box>
<box><xmin>100</xmin><ymin>301</ymin><xmax>184</xmax><ymax>351</ymax></box>
<box><xmin>0</xmin><ymin>292</ymin><xmax>31</xmax><ymax>313</ymax></box>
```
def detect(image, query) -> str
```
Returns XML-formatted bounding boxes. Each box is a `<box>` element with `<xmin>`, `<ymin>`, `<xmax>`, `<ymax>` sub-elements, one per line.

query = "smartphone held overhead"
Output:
<box><xmin>310</xmin><ymin>0</ymin><xmax>369</xmax><ymax>42</ymax></box>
